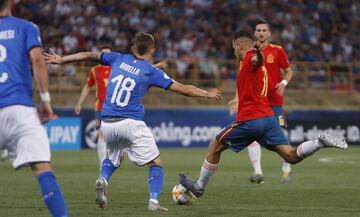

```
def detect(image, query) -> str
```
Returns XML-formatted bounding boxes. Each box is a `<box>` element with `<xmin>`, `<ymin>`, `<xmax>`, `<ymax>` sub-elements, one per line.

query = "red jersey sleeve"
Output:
<box><xmin>278</xmin><ymin>47</ymin><xmax>291</xmax><ymax>70</ymax></box>
<box><xmin>87</xmin><ymin>67</ymin><xmax>95</xmax><ymax>87</ymax></box>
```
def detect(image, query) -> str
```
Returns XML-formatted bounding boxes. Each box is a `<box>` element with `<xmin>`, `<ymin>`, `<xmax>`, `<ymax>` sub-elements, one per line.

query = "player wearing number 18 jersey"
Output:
<box><xmin>45</xmin><ymin>32</ymin><xmax>222</xmax><ymax>212</ymax></box>
<box><xmin>100</xmin><ymin>52</ymin><xmax>170</xmax><ymax>120</ymax></box>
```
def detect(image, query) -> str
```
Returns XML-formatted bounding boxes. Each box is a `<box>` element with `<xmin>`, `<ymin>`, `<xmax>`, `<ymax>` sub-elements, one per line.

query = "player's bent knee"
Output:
<box><xmin>148</xmin><ymin>156</ymin><xmax>162</xmax><ymax>167</ymax></box>
<box><xmin>30</xmin><ymin>162</ymin><xmax>53</xmax><ymax>176</ymax></box>
<box><xmin>208</xmin><ymin>139</ymin><xmax>227</xmax><ymax>154</ymax></box>
<box><xmin>274</xmin><ymin>145</ymin><xmax>301</xmax><ymax>165</ymax></box>
<box><xmin>283</xmin><ymin>155</ymin><xmax>302</xmax><ymax>165</ymax></box>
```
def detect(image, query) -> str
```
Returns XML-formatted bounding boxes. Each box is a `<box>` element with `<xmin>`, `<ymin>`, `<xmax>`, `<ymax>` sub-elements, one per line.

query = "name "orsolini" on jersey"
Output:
<box><xmin>0</xmin><ymin>30</ymin><xmax>15</xmax><ymax>40</ymax></box>
<box><xmin>119</xmin><ymin>62</ymin><xmax>140</xmax><ymax>75</ymax></box>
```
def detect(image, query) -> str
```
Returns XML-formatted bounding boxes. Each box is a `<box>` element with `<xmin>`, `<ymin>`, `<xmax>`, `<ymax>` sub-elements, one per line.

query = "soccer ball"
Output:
<box><xmin>172</xmin><ymin>184</ymin><xmax>195</xmax><ymax>205</ymax></box>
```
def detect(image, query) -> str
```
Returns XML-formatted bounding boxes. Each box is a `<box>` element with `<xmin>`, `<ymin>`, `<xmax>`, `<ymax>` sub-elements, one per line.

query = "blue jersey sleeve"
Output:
<box><xmin>25</xmin><ymin>23</ymin><xmax>42</xmax><ymax>52</ymax></box>
<box><xmin>150</xmin><ymin>67</ymin><xmax>173</xmax><ymax>90</ymax></box>
<box><xmin>101</xmin><ymin>52</ymin><xmax>122</xmax><ymax>66</ymax></box>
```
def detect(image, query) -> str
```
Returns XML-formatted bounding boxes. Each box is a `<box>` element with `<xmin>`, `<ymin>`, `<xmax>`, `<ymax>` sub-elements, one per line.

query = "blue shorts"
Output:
<box><xmin>272</xmin><ymin>106</ymin><xmax>287</xmax><ymax>129</ymax></box>
<box><xmin>216</xmin><ymin>116</ymin><xmax>289</xmax><ymax>153</ymax></box>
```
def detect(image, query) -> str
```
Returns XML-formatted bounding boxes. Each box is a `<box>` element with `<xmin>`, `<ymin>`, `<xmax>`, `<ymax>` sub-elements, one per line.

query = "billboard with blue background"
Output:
<box><xmin>50</xmin><ymin>108</ymin><xmax>360</xmax><ymax>150</ymax></box>
<box><xmin>44</xmin><ymin>117</ymin><xmax>82</xmax><ymax>150</ymax></box>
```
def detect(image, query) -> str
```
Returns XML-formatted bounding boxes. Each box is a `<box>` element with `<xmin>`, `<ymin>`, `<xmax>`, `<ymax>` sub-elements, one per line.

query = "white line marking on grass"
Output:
<box><xmin>318</xmin><ymin>157</ymin><xmax>355</xmax><ymax>164</ymax></box>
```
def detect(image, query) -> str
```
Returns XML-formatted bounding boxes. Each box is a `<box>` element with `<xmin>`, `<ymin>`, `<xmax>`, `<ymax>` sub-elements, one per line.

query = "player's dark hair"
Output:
<box><xmin>0</xmin><ymin>0</ymin><xmax>8</xmax><ymax>10</ymax></box>
<box><xmin>132</xmin><ymin>32</ymin><xmax>154</xmax><ymax>56</ymax></box>
<box><xmin>255</xmin><ymin>18</ymin><xmax>270</xmax><ymax>30</ymax></box>
<box><xmin>233</xmin><ymin>30</ymin><xmax>253</xmax><ymax>41</ymax></box>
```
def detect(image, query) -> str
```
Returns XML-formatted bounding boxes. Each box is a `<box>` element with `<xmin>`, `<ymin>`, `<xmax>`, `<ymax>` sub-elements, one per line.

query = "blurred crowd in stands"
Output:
<box><xmin>14</xmin><ymin>0</ymin><xmax>359</xmax><ymax>61</ymax></box>
<box><xmin>13</xmin><ymin>0</ymin><xmax>360</xmax><ymax>90</ymax></box>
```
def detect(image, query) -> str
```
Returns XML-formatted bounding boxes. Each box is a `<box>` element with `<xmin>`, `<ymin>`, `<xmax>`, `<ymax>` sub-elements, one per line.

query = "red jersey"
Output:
<box><xmin>262</xmin><ymin>43</ymin><xmax>291</xmax><ymax>106</ymax></box>
<box><xmin>87</xmin><ymin>65</ymin><xmax>111</xmax><ymax>112</ymax></box>
<box><xmin>236</xmin><ymin>50</ymin><xmax>273</xmax><ymax>122</ymax></box>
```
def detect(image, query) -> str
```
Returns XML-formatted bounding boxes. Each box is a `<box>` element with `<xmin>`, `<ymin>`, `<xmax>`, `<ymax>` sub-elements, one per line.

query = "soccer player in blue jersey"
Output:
<box><xmin>45</xmin><ymin>32</ymin><xmax>222</xmax><ymax>211</ymax></box>
<box><xmin>0</xmin><ymin>1</ymin><xmax>68</xmax><ymax>217</ymax></box>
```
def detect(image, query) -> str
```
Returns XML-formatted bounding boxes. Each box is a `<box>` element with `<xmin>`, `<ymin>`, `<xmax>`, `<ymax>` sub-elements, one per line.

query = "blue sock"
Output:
<box><xmin>37</xmin><ymin>171</ymin><xmax>68</xmax><ymax>217</ymax></box>
<box><xmin>100</xmin><ymin>158</ymin><xmax>117</xmax><ymax>181</ymax></box>
<box><xmin>148</xmin><ymin>165</ymin><xmax>164</xmax><ymax>200</ymax></box>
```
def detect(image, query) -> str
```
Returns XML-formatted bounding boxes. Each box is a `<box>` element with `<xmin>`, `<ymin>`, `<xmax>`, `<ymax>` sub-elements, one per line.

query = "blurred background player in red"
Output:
<box><xmin>75</xmin><ymin>46</ymin><xmax>112</xmax><ymax>165</ymax></box>
<box><xmin>244</xmin><ymin>19</ymin><xmax>294</xmax><ymax>184</ymax></box>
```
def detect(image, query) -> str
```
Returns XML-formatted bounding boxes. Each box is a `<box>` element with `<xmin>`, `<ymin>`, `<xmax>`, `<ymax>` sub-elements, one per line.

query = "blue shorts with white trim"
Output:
<box><xmin>216</xmin><ymin>116</ymin><xmax>289</xmax><ymax>153</ymax></box>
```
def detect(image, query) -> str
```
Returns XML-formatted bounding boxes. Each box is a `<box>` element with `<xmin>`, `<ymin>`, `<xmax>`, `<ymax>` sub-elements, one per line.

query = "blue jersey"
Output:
<box><xmin>100</xmin><ymin>52</ymin><xmax>173</xmax><ymax>120</ymax></box>
<box><xmin>0</xmin><ymin>16</ymin><xmax>42</xmax><ymax>108</ymax></box>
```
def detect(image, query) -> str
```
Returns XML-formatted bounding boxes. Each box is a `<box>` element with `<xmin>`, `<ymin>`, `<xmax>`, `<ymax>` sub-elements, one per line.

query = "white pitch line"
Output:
<box><xmin>318</xmin><ymin>157</ymin><xmax>355</xmax><ymax>164</ymax></box>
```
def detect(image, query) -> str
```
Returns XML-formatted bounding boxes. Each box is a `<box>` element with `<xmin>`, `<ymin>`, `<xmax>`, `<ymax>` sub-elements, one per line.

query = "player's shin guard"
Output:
<box><xmin>37</xmin><ymin>171</ymin><xmax>68</xmax><ymax>217</ymax></box>
<box><xmin>100</xmin><ymin>158</ymin><xmax>117</xmax><ymax>182</ymax></box>
<box><xmin>148</xmin><ymin>165</ymin><xmax>163</xmax><ymax>202</ymax></box>
<box><xmin>296</xmin><ymin>139</ymin><xmax>321</xmax><ymax>158</ymax></box>
<box><xmin>197</xmin><ymin>159</ymin><xmax>218</xmax><ymax>190</ymax></box>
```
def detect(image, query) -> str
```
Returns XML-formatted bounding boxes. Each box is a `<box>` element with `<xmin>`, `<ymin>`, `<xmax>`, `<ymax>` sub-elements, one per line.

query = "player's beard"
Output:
<box><xmin>258</xmin><ymin>35</ymin><xmax>266</xmax><ymax>43</ymax></box>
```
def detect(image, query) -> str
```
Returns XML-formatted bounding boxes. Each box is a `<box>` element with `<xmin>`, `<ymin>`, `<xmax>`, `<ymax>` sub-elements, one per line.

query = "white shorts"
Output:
<box><xmin>0</xmin><ymin>105</ymin><xmax>51</xmax><ymax>169</ymax></box>
<box><xmin>101</xmin><ymin>118</ymin><xmax>159</xmax><ymax>166</ymax></box>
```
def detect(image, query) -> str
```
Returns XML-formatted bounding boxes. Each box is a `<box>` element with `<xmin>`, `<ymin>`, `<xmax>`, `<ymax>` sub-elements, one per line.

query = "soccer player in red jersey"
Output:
<box><xmin>247</xmin><ymin>19</ymin><xmax>294</xmax><ymax>184</ymax></box>
<box><xmin>75</xmin><ymin>46</ymin><xmax>112</xmax><ymax>165</ymax></box>
<box><xmin>178</xmin><ymin>30</ymin><xmax>347</xmax><ymax>198</ymax></box>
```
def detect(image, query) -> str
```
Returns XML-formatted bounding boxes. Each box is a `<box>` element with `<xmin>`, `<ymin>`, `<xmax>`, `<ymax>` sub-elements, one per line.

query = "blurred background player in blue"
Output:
<box><xmin>45</xmin><ymin>32</ymin><xmax>222</xmax><ymax>212</ymax></box>
<box><xmin>0</xmin><ymin>1</ymin><xmax>68</xmax><ymax>217</ymax></box>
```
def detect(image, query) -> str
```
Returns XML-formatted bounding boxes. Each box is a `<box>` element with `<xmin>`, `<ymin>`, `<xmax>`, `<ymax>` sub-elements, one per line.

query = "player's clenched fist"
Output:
<box><xmin>253</xmin><ymin>41</ymin><xmax>262</xmax><ymax>51</ymax></box>
<box><xmin>206</xmin><ymin>88</ymin><xmax>222</xmax><ymax>101</ymax></box>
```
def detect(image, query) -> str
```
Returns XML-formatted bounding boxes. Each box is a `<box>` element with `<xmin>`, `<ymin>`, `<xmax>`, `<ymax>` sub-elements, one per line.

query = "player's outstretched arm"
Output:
<box><xmin>168</xmin><ymin>81</ymin><xmax>222</xmax><ymax>101</ymax></box>
<box><xmin>44</xmin><ymin>50</ymin><xmax>101</xmax><ymax>64</ymax></box>
<box><xmin>30</xmin><ymin>47</ymin><xmax>53</xmax><ymax>122</ymax></box>
<box><xmin>153</xmin><ymin>60</ymin><xmax>168</xmax><ymax>69</ymax></box>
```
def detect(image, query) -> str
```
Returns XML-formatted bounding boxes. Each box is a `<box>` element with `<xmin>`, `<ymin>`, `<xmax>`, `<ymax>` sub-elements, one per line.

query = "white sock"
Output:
<box><xmin>296</xmin><ymin>139</ymin><xmax>321</xmax><ymax>158</ymax></box>
<box><xmin>149</xmin><ymin>198</ymin><xmax>159</xmax><ymax>204</ymax></box>
<box><xmin>196</xmin><ymin>159</ymin><xmax>218</xmax><ymax>190</ymax></box>
<box><xmin>281</xmin><ymin>159</ymin><xmax>291</xmax><ymax>173</ymax></box>
<box><xmin>248</xmin><ymin>142</ymin><xmax>262</xmax><ymax>175</ymax></box>
<box><xmin>97</xmin><ymin>136</ymin><xmax>107</xmax><ymax>165</ymax></box>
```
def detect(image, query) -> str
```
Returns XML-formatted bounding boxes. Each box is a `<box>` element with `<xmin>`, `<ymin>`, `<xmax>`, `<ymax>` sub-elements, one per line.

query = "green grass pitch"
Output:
<box><xmin>1</xmin><ymin>147</ymin><xmax>360</xmax><ymax>217</ymax></box>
